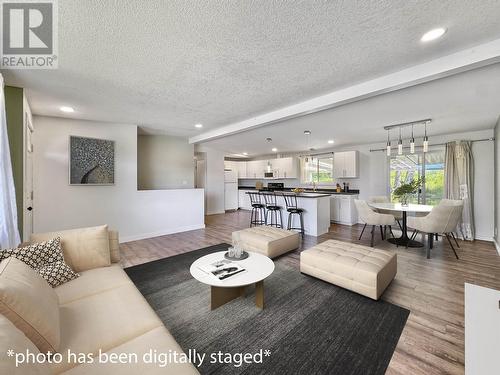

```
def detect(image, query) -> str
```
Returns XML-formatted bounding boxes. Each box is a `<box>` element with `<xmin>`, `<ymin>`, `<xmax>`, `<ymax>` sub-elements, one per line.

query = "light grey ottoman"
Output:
<box><xmin>300</xmin><ymin>240</ymin><xmax>397</xmax><ymax>300</ymax></box>
<box><xmin>232</xmin><ymin>226</ymin><xmax>300</xmax><ymax>258</ymax></box>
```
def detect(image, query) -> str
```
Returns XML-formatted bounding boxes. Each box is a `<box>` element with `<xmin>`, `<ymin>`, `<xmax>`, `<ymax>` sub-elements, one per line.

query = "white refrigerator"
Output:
<box><xmin>224</xmin><ymin>169</ymin><xmax>238</xmax><ymax>210</ymax></box>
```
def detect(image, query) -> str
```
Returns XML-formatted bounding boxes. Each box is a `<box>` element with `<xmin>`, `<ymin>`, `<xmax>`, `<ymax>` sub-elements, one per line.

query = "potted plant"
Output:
<box><xmin>393</xmin><ymin>178</ymin><xmax>421</xmax><ymax>206</ymax></box>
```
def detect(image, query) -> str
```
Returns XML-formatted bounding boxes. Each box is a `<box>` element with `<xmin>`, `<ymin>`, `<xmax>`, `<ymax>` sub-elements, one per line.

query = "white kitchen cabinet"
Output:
<box><xmin>330</xmin><ymin>195</ymin><xmax>358</xmax><ymax>225</ymax></box>
<box><xmin>238</xmin><ymin>189</ymin><xmax>253</xmax><ymax>210</ymax></box>
<box><xmin>242</xmin><ymin>157</ymin><xmax>298</xmax><ymax>179</ymax></box>
<box><xmin>271</xmin><ymin>157</ymin><xmax>298</xmax><ymax>179</ymax></box>
<box><xmin>237</xmin><ymin>162</ymin><xmax>247</xmax><ymax>178</ymax></box>
<box><xmin>225</xmin><ymin>161</ymin><xmax>247</xmax><ymax>179</ymax></box>
<box><xmin>246</xmin><ymin>160</ymin><xmax>267</xmax><ymax>179</ymax></box>
<box><xmin>333</xmin><ymin>151</ymin><xmax>358</xmax><ymax>178</ymax></box>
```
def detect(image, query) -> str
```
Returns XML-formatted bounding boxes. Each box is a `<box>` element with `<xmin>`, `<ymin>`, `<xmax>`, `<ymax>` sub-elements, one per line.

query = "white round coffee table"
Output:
<box><xmin>190</xmin><ymin>251</ymin><xmax>275</xmax><ymax>310</ymax></box>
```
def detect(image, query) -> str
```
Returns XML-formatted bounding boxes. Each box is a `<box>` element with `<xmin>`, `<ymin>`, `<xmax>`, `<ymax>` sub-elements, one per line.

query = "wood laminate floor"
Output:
<box><xmin>120</xmin><ymin>210</ymin><xmax>500</xmax><ymax>375</ymax></box>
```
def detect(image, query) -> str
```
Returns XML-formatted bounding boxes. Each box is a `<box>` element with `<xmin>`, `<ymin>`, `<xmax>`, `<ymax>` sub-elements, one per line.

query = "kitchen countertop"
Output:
<box><xmin>238</xmin><ymin>186</ymin><xmax>359</xmax><ymax>195</ymax></box>
<box><xmin>244</xmin><ymin>190</ymin><xmax>330</xmax><ymax>198</ymax></box>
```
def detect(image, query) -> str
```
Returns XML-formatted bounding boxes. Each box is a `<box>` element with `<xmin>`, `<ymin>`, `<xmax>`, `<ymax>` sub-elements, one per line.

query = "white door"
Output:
<box><xmin>195</xmin><ymin>159</ymin><xmax>206</xmax><ymax>212</ymax></box>
<box><xmin>23</xmin><ymin>114</ymin><xmax>34</xmax><ymax>241</ymax></box>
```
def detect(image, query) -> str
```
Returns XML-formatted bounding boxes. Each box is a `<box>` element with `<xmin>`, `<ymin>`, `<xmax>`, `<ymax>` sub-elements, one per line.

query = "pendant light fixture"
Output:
<box><xmin>386</xmin><ymin>129</ymin><xmax>391</xmax><ymax>156</ymax></box>
<box><xmin>384</xmin><ymin>119</ymin><xmax>431</xmax><ymax>156</ymax></box>
<box><xmin>423</xmin><ymin>122</ymin><xmax>429</xmax><ymax>153</ymax></box>
<box><xmin>410</xmin><ymin>125</ymin><xmax>415</xmax><ymax>154</ymax></box>
<box><xmin>398</xmin><ymin>127</ymin><xmax>403</xmax><ymax>155</ymax></box>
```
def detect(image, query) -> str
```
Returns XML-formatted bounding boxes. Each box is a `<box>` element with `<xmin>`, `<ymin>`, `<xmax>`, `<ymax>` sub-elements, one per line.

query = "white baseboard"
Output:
<box><xmin>120</xmin><ymin>224</ymin><xmax>206</xmax><ymax>243</ymax></box>
<box><xmin>494</xmin><ymin>238</ymin><xmax>500</xmax><ymax>256</ymax></box>
<box><xmin>473</xmin><ymin>235</ymin><xmax>494</xmax><ymax>242</ymax></box>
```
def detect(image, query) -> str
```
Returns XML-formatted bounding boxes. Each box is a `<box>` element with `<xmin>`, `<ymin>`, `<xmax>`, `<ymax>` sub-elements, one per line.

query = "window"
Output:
<box><xmin>388</xmin><ymin>149</ymin><xmax>445</xmax><ymax>205</ymax></box>
<box><xmin>301</xmin><ymin>156</ymin><xmax>334</xmax><ymax>184</ymax></box>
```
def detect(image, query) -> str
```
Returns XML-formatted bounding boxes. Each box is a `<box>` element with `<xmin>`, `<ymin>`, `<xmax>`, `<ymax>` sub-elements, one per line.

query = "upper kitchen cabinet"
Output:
<box><xmin>245</xmin><ymin>160</ymin><xmax>266</xmax><ymax>179</ymax></box>
<box><xmin>333</xmin><ymin>151</ymin><xmax>358</xmax><ymax>178</ymax></box>
<box><xmin>225</xmin><ymin>160</ymin><xmax>248</xmax><ymax>178</ymax></box>
<box><xmin>272</xmin><ymin>157</ymin><xmax>298</xmax><ymax>179</ymax></box>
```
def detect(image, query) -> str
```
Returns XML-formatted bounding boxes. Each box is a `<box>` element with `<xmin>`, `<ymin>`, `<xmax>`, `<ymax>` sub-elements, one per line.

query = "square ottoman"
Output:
<box><xmin>300</xmin><ymin>240</ymin><xmax>397</xmax><ymax>300</ymax></box>
<box><xmin>232</xmin><ymin>226</ymin><xmax>300</xmax><ymax>258</ymax></box>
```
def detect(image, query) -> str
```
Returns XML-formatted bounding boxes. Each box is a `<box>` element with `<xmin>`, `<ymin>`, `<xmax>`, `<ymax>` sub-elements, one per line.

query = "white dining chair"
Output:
<box><xmin>406</xmin><ymin>199</ymin><xmax>463</xmax><ymax>259</ymax></box>
<box><xmin>354</xmin><ymin>199</ymin><xmax>395</xmax><ymax>247</ymax></box>
<box><xmin>368</xmin><ymin>196</ymin><xmax>404</xmax><ymax>230</ymax></box>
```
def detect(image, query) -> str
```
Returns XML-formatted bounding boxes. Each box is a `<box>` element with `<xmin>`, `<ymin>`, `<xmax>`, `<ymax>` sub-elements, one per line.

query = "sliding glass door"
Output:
<box><xmin>389</xmin><ymin>149</ymin><xmax>445</xmax><ymax>205</ymax></box>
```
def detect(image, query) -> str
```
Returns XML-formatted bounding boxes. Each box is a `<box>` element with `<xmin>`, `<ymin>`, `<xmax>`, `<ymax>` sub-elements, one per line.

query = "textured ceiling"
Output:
<box><xmin>3</xmin><ymin>0</ymin><xmax>500</xmax><ymax>138</ymax></box>
<box><xmin>201</xmin><ymin>63</ymin><xmax>500</xmax><ymax>156</ymax></box>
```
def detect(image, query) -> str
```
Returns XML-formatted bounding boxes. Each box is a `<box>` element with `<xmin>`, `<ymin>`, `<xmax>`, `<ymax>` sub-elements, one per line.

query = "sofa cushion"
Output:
<box><xmin>59</xmin><ymin>326</ymin><xmax>199</xmax><ymax>375</ymax></box>
<box><xmin>55</xmin><ymin>264</ymin><xmax>131</xmax><ymax>305</ymax></box>
<box><xmin>0</xmin><ymin>314</ymin><xmax>51</xmax><ymax>375</ymax></box>
<box><xmin>31</xmin><ymin>225</ymin><xmax>111</xmax><ymax>272</ymax></box>
<box><xmin>0</xmin><ymin>257</ymin><xmax>60</xmax><ymax>353</ymax></box>
<box><xmin>109</xmin><ymin>230</ymin><xmax>120</xmax><ymax>263</ymax></box>
<box><xmin>53</xmin><ymin>284</ymin><xmax>163</xmax><ymax>373</ymax></box>
<box><xmin>1</xmin><ymin>238</ymin><xmax>79</xmax><ymax>287</ymax></box>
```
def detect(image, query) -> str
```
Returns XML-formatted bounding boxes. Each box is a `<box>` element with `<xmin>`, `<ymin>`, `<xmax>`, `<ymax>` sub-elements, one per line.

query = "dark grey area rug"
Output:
<box><xmin>125</xmin><ymin>243</ymin><xmax>409</xmax><ymax>375</ymax></box>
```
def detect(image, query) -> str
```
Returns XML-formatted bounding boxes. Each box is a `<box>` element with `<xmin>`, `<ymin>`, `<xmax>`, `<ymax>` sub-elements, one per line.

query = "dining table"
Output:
<box><xmin>368</xmin><ymin>202</ymin><xmax>433</xmax><ymax>247</ymax></box>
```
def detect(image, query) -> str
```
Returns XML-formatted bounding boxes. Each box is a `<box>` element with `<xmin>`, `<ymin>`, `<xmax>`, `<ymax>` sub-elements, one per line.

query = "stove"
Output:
<box><xmin>266</xmin><ymin>182</ymin><xmax>285</xmax><ymax>191</ymax></box>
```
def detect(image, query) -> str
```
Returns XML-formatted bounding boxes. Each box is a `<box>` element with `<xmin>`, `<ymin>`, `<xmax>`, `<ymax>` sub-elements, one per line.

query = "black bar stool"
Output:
<box><xmin>262</xmin><ymin>192</ymin><xmax>283</xmax><ymax>228</ymax></box>
<box><xmin>248</xmin><ymin>192</ymin><xmax>266</xmax><ymax>227</ymax></box>
<box><xmin>282</xmin><ymin>193</ymin><xmax>305</xmax><ymax>237</ymax></box>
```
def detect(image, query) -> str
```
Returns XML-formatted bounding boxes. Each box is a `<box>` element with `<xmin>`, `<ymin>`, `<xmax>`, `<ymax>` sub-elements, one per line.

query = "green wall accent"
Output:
<box><xmin>4</xmin><ymin>85</ymin><xmax>24</xmax><ymax>237</ymax></box>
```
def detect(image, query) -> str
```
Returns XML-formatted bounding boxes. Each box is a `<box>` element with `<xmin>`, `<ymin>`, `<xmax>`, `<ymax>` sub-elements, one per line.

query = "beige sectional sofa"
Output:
<box><xmin>0</xmin><ymin>226</ymin><xmax>199</xmax><ymax>375</ymax></box>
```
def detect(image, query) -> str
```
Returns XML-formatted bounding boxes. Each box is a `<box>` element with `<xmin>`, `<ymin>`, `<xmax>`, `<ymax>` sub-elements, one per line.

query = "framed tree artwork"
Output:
<box><xmin>69</xmin><ymin>136</ymin><xmax>115</xmax><ymax>185</ymax></box>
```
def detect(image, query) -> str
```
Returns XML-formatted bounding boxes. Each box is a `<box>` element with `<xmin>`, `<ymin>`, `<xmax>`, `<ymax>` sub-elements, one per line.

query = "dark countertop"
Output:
<box><xmin>238</xmin><ymin>186</ymin><xmax>360</xmax><ymax>195</ymax></box>
<box><xmin>244</xmin><ymin>190</ymin><xmax>330</xmax><ymax>198</ymax></box>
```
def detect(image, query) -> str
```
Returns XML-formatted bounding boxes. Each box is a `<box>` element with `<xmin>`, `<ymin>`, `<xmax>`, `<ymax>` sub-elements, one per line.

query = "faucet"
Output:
<box><xmin>311</xmin><ymin>181</ymin><xmax>317</xmax><ymax>192</ymax></box>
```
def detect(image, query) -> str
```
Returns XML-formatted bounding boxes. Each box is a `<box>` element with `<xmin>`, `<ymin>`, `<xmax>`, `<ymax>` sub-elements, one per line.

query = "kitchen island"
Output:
<box><xmin>240</xmin><ymin>190</ymin><xmax>331</xmax><ymax>236</ymax></box>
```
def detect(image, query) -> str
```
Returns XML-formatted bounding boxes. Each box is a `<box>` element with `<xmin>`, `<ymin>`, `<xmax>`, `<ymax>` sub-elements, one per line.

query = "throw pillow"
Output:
<box><xmin>0</xmin><ymin>257</ymin><xmax>61</xmax><ymax>353</ymax></box>
<box><xmin>30</xmin><ymin>225</ymin><xmax>111</xmax><ymax>272</ymax></box>
<box><xmin>0</xmin><ymin>238</ymin><xmax>79</xmax><ymax>287</ymax></box>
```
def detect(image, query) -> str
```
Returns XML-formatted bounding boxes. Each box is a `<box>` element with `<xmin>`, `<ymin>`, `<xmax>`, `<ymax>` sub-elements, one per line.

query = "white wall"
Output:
<box><xmin>33</xmin><ymin>116</ymin><xmax>205</xmax><ymax>242</ymax></box>
<box><xmin>495</xmin><ymin>118</ymin><xmax>500</xmax><ymax>253</ymax></box>
<box><xmin>195</xmin><ymin>145</ymin><xmax>225</xmax><ymax>215</ymax></box>
<box><xmin>137</xmin><ymin>134</ymin><xmax>194</xmax><ymax>190</ymax></box>
<box><xmin>239</xmin><ymin>129</ymin><xmax>495</xmax><ymax>241</ymax></box>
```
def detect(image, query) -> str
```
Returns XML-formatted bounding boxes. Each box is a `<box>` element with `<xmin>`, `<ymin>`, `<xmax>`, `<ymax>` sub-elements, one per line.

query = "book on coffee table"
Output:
<box><xmin>198</xmin><ymin>259</ymin><xmax>247</xmax><ymax>281</ymax></box>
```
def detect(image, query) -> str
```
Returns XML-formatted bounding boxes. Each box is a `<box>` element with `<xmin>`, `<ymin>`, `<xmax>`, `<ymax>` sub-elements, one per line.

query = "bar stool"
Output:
<box><xmin>248</xmin><ymin>191</ymin><xmax>266</xmax><ymax>227</ymax></box>
<box><xmin>261</xmin><ymin>192</ymin><xmax>283</xmax><ymax>228</ymax></box>
<box><xmin>282</xmin><ymin>193</ymin><xmax>305</xmax><ymax>237</ymax></box>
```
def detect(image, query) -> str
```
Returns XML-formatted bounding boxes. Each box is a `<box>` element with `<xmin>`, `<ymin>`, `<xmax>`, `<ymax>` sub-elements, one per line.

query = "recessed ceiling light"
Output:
<box><xmin>242</xmin><ymin>152</ymin><xmax>248</xmax><ymax>156</ymax></box>
<box><xmin>304</xmin><ymin>130</ymin><xmax>311</xmax><ymax>135</ymax></box>
<box><xmin>271</xmin><ymin>148</ymin><xmax>278</xmax><ymax>152</ymax></box>
<box><xmin>328</xmin><ymin>140</ymin><xmax>334</xmax><ymax>144</ymax></box>
<box><xmin>60</xmin><ymin>106</ymin><xmax>74</xmax><ymax>113</ymax></box>
<box><xmin>194</xmin><ymin>123</ymin><xmax>203</xmax><ymax>128</ymax></box>
<box><xmin>266</xmin><ymin>137</ymin><xmax>273</xmax><ymax>142</ymax></box>
<box><xmin>421</xmin><ymin>28</ymin><xmax>446</xmax><ymax>42</ymax></box>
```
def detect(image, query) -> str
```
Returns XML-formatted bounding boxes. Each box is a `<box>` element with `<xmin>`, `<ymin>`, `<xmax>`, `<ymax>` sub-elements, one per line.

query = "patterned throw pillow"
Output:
<box><xmin>0</xmin><ymin>238</ymin><xmax>79</xmax><ymax>287</ymax></box>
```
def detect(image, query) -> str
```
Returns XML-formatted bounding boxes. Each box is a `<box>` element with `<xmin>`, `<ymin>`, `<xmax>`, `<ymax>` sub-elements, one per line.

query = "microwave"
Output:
<box><xmin>264</xmin><ymin>172</ymin><xmax>274</xmax><ymax>178</ymax></box>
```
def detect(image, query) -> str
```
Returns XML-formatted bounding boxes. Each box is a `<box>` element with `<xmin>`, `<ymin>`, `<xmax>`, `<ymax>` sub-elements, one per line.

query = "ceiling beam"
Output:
<box><xmin>189</xmin><ymin>38</ymin><xmax>500</xmax><ymax>144</ymax></box>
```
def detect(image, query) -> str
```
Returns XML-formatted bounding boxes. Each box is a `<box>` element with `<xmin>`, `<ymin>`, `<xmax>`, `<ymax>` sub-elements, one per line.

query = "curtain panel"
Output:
<box><xmin>444</xmin><ymin>141</ymin><xmax>474</xmax><ymax>240</ymax></box>
<box><xmin>0</xmin><ymin>74</ymin><xmax>21</xmax><ymax>248</ymax></box>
